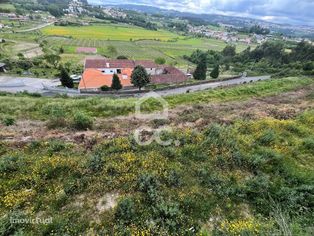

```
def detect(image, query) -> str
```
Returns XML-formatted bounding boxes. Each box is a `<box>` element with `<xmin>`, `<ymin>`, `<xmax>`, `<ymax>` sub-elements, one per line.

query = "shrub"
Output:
<box><xmin>256</xmin><ymin>129</ymin><xmax>277</xmax><ymax>146</ymax></box>
<box><xmin>155</xmin><ymin>57</ymin><xmax>166</xmax><ymax>65</ymax></box>
<box><xmin>45</xmin><ymin>105</ymin><xmax>68</xmax><ymax>129</ymax></box>
<box><xmin>71</xmin><ymin>112</ymin><xmax>93</xmax><ymax>130</ymax></box>
<box><xmin>86</xmin><ymin>155</ymin><xmax>104</xmax><ymax>173</ymax></box>
<box><xmin>0</xmin><ymin>211</ymin><xmax>26</xmax><ymax>236</ymax></box>
<box><xmin>111</xmin><ymin>74</ymin><xmax>122</xmax><ymax>91</ymax></box>
<box><xmin>100</xmin><ymin>85</ymin><xmax>110</xmax><ymax>91</ymax></box>
<box><xmin>47</xmin><ymin>140</ymin><xmax>67</xmax><ymax>156</ymax></box>
<box><xmin>117</xmin><ymin>55</ymin><xmax>128</xmax><ymax>59</ymax></box>
<box><xmin>137</xmin><ymin>174</ymin><xmax>160</xmax><ymax>203</ymax></box>
<box><xmin>166</xmin><ymin>170</ymin><xmax>181</xmax><ymax>187</ymax></box>
<box><xmin>210</xmin><ymin>65</ymin><xmax>220</xmax><ymax>79</ymax></box>
<box><xmin>115</xmin><ymin>198</ymin><xmax>136</xmax><ymax>224</ymax></box>
<box><xmin>0</xmin><ymin>156</ymin><xmax>20</xmax><ymax>173</ymax></box>
<box><xmin>2</xmin><ymin>116</ymin><xmax>15</xmax><ymax>126</ymax></box>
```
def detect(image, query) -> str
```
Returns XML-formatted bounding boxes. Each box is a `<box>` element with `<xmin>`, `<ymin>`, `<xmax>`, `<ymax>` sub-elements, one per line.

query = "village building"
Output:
<box><xmin>79</xmin><ymin>59</ymin><xmax>188</xmax><ymax>91</ymax></box>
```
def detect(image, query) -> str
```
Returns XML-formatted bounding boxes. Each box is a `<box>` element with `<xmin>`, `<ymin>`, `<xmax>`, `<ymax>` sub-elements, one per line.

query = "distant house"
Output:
<box><xmin>79</xmin><ymin>59</ymin><xmax>187</xmax><ymax>91</ymax></box>
<box><xmin>76</xmin><ymin>47</ymin><xmax>97</xmax><ymax>54</ymax></box>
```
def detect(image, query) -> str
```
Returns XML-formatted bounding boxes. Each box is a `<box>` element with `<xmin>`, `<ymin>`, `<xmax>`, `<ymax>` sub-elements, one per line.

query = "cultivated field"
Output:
<box><xmin>41</xmin><ymin>24</ymin><xmax>182</xmax><ymax>41</ymax></box>
<box><xmin>1</xmin><ymin>22</ymin><xmax>253</xmax><ymax>67</ymax></box>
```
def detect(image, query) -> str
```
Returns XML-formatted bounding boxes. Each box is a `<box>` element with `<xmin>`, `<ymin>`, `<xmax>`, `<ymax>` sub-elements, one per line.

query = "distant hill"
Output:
<box><xmin>98</xmin><ymin>4</ymin><xmax>314</xmax><ymax>38</ymax></box>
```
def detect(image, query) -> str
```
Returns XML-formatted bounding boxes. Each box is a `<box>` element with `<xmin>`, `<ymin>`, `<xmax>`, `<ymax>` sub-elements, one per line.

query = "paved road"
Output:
<box><xmin>16</xmin><ymin>21</ymin><xmax>55</xmax><ymax>33</ymax></box>
<box><xmin>0</xmin><ymin>76</ymin><xmax>61</xmax><ymax>94</ymax></box>
<box><xmin>0</xmin><ymin>75</ymin><xmax>271</xmax><ymax>97</ymax></box>
<box><xmin>154</xmin><ymin>76</ymin><xmax>271</xmax><ymax>97</ymax></box>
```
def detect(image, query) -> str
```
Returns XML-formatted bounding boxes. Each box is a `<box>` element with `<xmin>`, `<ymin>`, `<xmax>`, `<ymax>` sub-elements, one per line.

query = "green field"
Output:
<box><xmin>0</xmin><ymin>77</ymin><xmax>313</xmax><ymax>235</ymax></box>
<box><xmin>0</xmin><ymin>3</ymin><xmax>15</xmax><ymax>12</ymax></box>
<box><xmin>41</xmin><ymin>24</ymin><xmax>182</xmax><ymax>41</ymax></box>
<box><xmin>1</xmin><ymin>22</ymin><xmax>253</xmax><ymax>67</ymax></box>
<box><xmin>0</xmin><ymin>77</ymin><xmax>312</xmax><ymax>120</ymax></box>
<box><xmin>41</xmin><ymin>35</ymin><xmax>251</xmax><ymax>66</ymax></box>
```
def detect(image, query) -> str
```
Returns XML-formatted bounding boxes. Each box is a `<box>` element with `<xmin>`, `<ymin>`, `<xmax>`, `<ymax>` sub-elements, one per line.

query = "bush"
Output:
<box><xmin>302</xmin><ymin>137</ymin><xmax>314</xmax><ymax>151</ymax></box>
<box><xmin>117</xmin><ymin>55</ymin><xmax>128</xmax><ymax>59</ymax></box>
<box><xmin>155</xmin><ymin>57</ymin><xmax>166</xmax><ymax>65</ymax></box>
<box><xmin>256</xmin><ymin>130</ymin><xmax>276</xmax><ymax>146</ymax></box>
<box><xmin>71</xmin><ymin>112</ymin><xmax>93</xmax><ymax>130</ymax></box>
<box><xmin>86</xmin><ymin>155</ymin><xmax>104</xmax><ymax>173</ymax></box>
<box><xmin>115</xmin><ymin>198</ymin><xmax>136</xmax><ymax>224</ymax></box>
<box><xmin>0</xmin><ymin>156</ymin><xmax>20</xmax><ymax>173</ymax></box>
<box><xmin>100</xmin><ymin>85</ymin><xmax>110</xmax><ymax>91</ymax></box>
<box><xmin>2</xmin><ymin>116</ymin><xmax>15</xmax><ymax>126</ymax></box>
<box><xmin>46</xmin><ymin>105</ymin><xmax>68</xmax><ymax>129</ymax></box>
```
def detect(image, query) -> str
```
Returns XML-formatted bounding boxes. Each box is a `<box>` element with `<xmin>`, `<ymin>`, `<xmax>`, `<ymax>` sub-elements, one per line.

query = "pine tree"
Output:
<box><xmin>60</xmin><ymin>66</ymin><xmax>74</xmax><ymax>88</ymax></box>
<box><xmin>193</xmin><ymin>53</ymin><xmax>207</xmax><ymax>80</ymax></box>
<box><xmin>131</xmin><ymin>65</ymin><xmax>150</xmax><ymax>90</ymax></box>
<box><xmin>210</xmin><ymin>65</ymin><xmax>220</xmax><ymax>79</ymax></box>
<box><xmin>111</xmin><ymin>74</ymin><xmax>122</xmax><ymax>90</ymax></box>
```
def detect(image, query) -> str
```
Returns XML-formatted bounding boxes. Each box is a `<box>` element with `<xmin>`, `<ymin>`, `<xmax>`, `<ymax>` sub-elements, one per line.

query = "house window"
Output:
<box><xmin>117</xmin><ymin>69</ymin><xmax>122</xmax><ymax>74</ymax></box>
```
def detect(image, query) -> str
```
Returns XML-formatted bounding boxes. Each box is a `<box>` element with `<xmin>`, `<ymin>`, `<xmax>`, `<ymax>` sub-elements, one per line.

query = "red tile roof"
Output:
<box><xmin>79</xmin><ymin>69</ymin><xmax>132</xmax><ymax>90</ymax></box>
<box><xmin>151</xmin><ymin>66</ymin><xmax>188</xmax><ymax>84</ymax></box>
<box><xmin>135</xmin><ymin>60</ymin><xmax>158</xmax><ymax>68</ymax></box>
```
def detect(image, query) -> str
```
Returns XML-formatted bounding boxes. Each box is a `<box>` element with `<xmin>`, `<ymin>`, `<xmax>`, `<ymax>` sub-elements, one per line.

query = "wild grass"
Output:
<box><xmin>0</xmin><ymin>109</ymin><xmax>313</xmax><ymax>235</ymax></box>
<box><xmin>0</xmin><ymin>77</ymin><xmax>312</xmax><ymax>121</ymax></box>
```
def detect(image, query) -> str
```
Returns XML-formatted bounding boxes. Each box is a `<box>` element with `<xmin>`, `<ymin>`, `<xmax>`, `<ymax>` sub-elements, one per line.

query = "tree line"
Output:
<box><xmin>186</xmin><ymin>40</ymin><xmax>314</xmax><ymax>80</ymax></box>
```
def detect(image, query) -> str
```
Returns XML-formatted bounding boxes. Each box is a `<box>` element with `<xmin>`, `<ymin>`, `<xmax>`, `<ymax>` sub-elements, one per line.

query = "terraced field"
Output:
<box><xmin>42</xmin><ymin>34</ymin><xmax>251</xmax><ymax>66</ymax></box>
<box><xmin>41</xmin><ymin>24</ymin><xmax>181</xmax><ymax>41</ymax></box>
<box><xmin>1</xmin><ymin>23</ymin><xmax>253</xmax><ymax>67</ymax></box>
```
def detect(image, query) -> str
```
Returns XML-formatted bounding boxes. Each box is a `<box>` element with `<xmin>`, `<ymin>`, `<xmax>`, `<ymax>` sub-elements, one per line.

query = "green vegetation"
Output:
<box><xmin>111</xmin><ymin>74</ymin><xmax>122</xmax><ymax>91</ymax></box>
<box><xmin>0</xmin><ymin>108</ymin><xmax>313</xmax><ymax>234</ymax></box>
<box><xmin>59</xmin><ymin>66</ymin><xmax>74</xmax><ymax>88</ymax></box>
<box><xmin>131</xmin><ymin>65</ymin><xmax>151</xmax><ymax>90</ymax></box>
<box><xmin>186</xmin><ymin>40</ymin><xmax>314</xmax><ymax>77</ymax></box>
<box><xmin>0</xmin><ymin>3</ymin><xmax>15</xmax><ymax>13</ymax></box>
<box><xmin>41</xmin><ymin>24</ymin><xmax>181</xmax><ymax>41</ymax></box>
<box><xmin>210</xmin><ymin>65</ymin><xmax>220</xmax><ymax>79</ymax></box>
<box><xmin>0</xmin><ymin>77</ymin><xmax>312</xmax><ymax>121</ymax></box>
<box><xmin>193</xmin><ymin>53</ymin><xmax>207</xmax><ymax>80</ymax></box>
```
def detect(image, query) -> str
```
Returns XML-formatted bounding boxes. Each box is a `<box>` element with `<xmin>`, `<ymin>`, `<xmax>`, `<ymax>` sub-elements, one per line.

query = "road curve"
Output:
<box><xmin>15</xmin><ymin>21</ymin><xmax>55</xmax><ymax>33</ymax></box>
<box><xmin>154</xmin><ymin>76</ymin><xmax>271</xmax><ymax>97</ymax></box>
<box><xmin>0</xmin><ymin>75</ymin><xmax>271</xmax><ymax>97</ymax></box>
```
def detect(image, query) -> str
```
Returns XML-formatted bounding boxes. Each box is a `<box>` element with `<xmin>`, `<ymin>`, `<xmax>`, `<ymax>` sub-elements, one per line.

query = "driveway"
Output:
<box><xmin>154</xmin><ymin>76</ymin><xmax>271</xmax><ymax>97</ymax></box>
<box><xmin>15</xmin><ymin>21</ymin><xmax>55</xmax><ymax>33</ymax></box>
<box><xmin>0</xmin><ymin>76</ymin><xmax>61</xmax><ymax>94</ymax></box>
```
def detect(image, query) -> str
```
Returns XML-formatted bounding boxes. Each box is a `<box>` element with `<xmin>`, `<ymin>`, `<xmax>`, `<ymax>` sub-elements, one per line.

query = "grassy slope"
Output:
<box><xmin>0</xmin><ymin>81</ymin><xmax>313</xmax><ymax>235</ymax></box>
<box><xmin>0</xmin><ymin>3</ymin><xmax>15</xmax><ymax>12</ymax></box>
<box><xmin>0</xmin><ymin>77</ymin><xmax>313</xmax><ymax>121</ymax></box>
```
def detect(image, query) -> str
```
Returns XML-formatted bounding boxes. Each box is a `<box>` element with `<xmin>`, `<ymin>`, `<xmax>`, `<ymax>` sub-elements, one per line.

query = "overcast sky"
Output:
<box><xmin>88</xmin><ymin>0</ymin><xmax>314</xmax><ymax>26</ymax></box>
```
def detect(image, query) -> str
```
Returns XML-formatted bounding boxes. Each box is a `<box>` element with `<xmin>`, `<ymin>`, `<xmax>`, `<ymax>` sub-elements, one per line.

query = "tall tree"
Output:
<box><xmin>60</xmin><ymin>66</ymin><xmax>74</xmax><ymax>88</ymax></box>
<box><xmin>45</xmin><ymin>54</ymin><xmax>61</xmax><ymax>67</ymax></box>
<box><xmin>193</xmin><ymin>53</ymin><xmax>207</xmax><ymax>80</ymax></box>
<box><xmin>131</xmin><ymin>65</ymin><xmax>150</xmax><ymax>90</ymax></box>
<box><xmin>111</xmin><ymin>74</ymin><xmax>122</xmax><ymax>91</ymax></box>
<box><xmin>210</xmin><ymin>65</ymin><xmax>220</xmax><ymax>79</ymax></box>
<box><xmin>222</xmin><ymin>45</ymin><xmax>236</xmax><ymax>58</ymax></box>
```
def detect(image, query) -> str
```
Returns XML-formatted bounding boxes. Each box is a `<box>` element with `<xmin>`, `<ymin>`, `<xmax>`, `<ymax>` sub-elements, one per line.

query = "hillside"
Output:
<box><xmin>0</xmin><ymin>77</ymin><xmax>314</xmax><ymax>235</ymax></box>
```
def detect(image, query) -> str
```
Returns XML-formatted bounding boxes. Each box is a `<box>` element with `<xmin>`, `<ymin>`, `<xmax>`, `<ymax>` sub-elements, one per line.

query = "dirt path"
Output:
<box><xmin>1</xmin><ymin>84</ymin><xmax>313</xmax><ymax>145</ymax></box>
<box><xmin>15</xmin><ymin>21</ymin><xmax>55</xmax><ymax>33</ymax></box>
